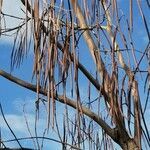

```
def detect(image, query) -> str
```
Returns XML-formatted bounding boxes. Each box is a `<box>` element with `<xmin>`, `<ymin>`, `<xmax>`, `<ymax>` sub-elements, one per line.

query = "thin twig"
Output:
<box><xmin>0</xmin><ymin>103</ymin><xmax>23</xmax><ymax>149</ymax></box>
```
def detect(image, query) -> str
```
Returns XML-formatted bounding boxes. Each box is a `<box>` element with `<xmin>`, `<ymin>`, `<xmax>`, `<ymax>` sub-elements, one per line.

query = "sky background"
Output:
<box><xmin>0</xmin><ymin>0</ymin><xmax>149</xmax><ymax>150</ymax></box>
<box><xmin>0</xmin><ymin>1</ymin><xmax>64</xmax><ymax>149</ymax></box>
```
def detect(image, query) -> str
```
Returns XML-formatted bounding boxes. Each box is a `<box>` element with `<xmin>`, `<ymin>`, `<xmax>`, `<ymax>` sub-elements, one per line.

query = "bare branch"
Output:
<box><xmin>0</xmin><ymin>69</ymin><xmax>116</xmax><ymax>143</ymax></box>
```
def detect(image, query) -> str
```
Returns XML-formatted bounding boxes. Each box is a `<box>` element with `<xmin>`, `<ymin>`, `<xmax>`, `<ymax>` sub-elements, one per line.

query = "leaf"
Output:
<box><xmin>130</xmin><ymin>0</ymin><xmax>133</xmax><ymax>31</ymax></box>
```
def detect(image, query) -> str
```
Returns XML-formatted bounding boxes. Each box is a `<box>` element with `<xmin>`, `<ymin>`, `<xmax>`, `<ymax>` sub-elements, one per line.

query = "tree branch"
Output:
<box><xmin>101</xmin><ymin>1</ymin><xmax>142</xmax><ymax>148</ymax></box>
<box><xmin>20</xmin><ymin>0</ymin><xmax>109</xmax><ymax>102</ymax></box>
<box><xmin>0</xmin><ymin>69</ymin><xmax>116</xmax><ymax>143</ymax></box>
<box><xmin>70</xmin><ymin>0</ymin><xmax>111</xmax><ymax>103</ymax></box>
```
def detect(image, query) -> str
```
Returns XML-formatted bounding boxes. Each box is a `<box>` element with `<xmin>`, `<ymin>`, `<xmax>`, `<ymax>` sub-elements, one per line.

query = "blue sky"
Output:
<box><xmin>0</xmin><ymin>0</ymin><xmax>149</xmax><ymax>149</ymax></box>
<box><xmin>0</xmin><ymin>1</ymin><xmax>61</xmax><ymax>149</ymax></box>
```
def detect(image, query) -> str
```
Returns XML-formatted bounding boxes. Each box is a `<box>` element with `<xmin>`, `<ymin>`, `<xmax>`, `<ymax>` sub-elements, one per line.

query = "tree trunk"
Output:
<box><xmin>121</xmin><ymin>139</ymin><xmax>139</xmax><ymax>150</ymax></box>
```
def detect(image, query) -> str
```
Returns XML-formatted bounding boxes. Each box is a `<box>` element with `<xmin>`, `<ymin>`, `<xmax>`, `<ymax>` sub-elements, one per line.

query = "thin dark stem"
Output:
<box><xmin>3</xmin><ymin>136</ymin><xmax>82</xmax><ymax>150</ymax></box>
<box><xmin>0</xmin><ymin>103</ymin><xmax>23</xmax><ymax>149</ymax></box>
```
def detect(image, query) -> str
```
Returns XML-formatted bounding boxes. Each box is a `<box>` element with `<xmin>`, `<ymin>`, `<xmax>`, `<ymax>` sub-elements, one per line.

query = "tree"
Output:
<box><xmin>0</xmin><ymin>0</ymin><xmax>150</xmax><ymax>149</ymax></box>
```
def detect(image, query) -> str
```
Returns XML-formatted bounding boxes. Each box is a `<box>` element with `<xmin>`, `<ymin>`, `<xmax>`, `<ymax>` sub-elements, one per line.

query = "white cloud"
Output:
<box><xmin>1</xmin><ymin>1</ymin><xmax>24</xmax><ymax>41</ymax></box>
<box><xmin>0</xmin><ymin>112</ymin><xmax>51</xmax><ymax>149</ymax></box>
<box><xmin>0</xmin><ymin>113</ymin><xmax>47</xmax><ymax>136</ymax></box>
<box><xmin>0</xmin><ymin>114</ymin><xmax>29</xmax><ymax>134</ymax></box>
<box><xmin>0</xmin><ymin>97</ymin><xmax>65</xmax><ymax>149</ymax></box>
<box><xmin>0</xmin><ymin>97</ymin><xmax>48</xmax><ymax>138</ymax></box>
<box><xmin>2</xmin><ymin>0</ymin><xmax>24</xmax><ymax>27</ymax></box>
<box><xmin>1</xmin><ymin>0</ymin><xmax>33</xmax><ymax>46</ymax></box>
